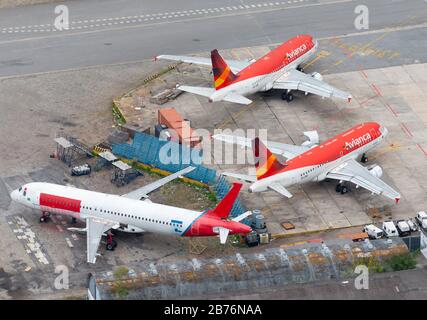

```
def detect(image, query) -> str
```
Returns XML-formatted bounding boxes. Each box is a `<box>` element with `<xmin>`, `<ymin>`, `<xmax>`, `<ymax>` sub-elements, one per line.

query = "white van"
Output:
<box><xmin>416</xmin><ymin>211</ymin><xmax>427</xmax><ymax>229</ymax></box>
<box><xmin>382</xmin><ymin>221</ymin><xmax>398</xmax><ymax>237</ymax></box>
<box><xmin>395</xmin><ymin>220</ymin><xmax>411</xmax><ymax>237</ymax></box>
<box><xmin>363</xmin><ymin>224</ymin><xmax>384</xmax><ymax>239</ymax></box>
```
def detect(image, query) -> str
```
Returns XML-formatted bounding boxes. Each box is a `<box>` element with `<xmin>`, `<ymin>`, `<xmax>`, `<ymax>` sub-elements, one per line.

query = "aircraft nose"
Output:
<box><xmin>10</xmin><ymin>189</ymin><xmax>19</xmax><ymax>201</ymax></box>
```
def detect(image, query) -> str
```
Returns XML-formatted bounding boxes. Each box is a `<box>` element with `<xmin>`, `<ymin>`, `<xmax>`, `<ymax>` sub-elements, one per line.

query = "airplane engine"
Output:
<box><xmin>368</xmin><ymin>165</ymin><xmax>383</xmax><ymax>178</ymax></box>
<box><xmin>311</xmin><ymin>72</ymin><xmax>323</xmax><ymax>81</ymax></box>
<box><xmin>120</xmin><ymin>224</ymin><xmax>144</xmax><ymax>233</ymax></box>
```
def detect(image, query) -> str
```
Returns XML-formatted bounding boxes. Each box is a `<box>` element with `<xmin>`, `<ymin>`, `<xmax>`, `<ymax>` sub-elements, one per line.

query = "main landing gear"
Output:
<box><xmin>336</xmin><ymin>183</ymin><xmax>350</xmax><ymax>194</ymax></box>
<box><xmin>361</xmin><ymin>153</ymin><xmax>368</xmax><ymax>163</ymax></box>
<box><xmin>281</xmin><ymin>91</ymin><xmax>294</xmax><ymax>102</ymax></box>
<box><xmin>106</xmin><ymin>231</ymin><xmax>117</xmax><ymax>251</ymax></box>
<box><xmin>39</xmin><ymin>212</ymin><xmax>51</xmax><ymax>223</ymax></box>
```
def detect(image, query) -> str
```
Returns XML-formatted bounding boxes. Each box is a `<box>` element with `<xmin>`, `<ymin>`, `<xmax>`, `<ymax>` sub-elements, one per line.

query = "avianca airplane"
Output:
<box><xmin>156</xmin><ymin>34</ymin><xmax>351</xmax><ymax>105</ymax></box>
<box><xmin>10</xmin><ymin>168</ymin><xmax>251</xmax><ymax>264</ymax></box>
<box><xmin>213</xmin><ymin>122</ymin><xmax>401</xmax><ymax>203</ymax></box>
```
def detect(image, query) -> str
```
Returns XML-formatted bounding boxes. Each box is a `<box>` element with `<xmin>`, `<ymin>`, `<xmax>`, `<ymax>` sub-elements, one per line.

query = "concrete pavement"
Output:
<box><xmin>0</xmin><ymin>0</ymin><xmax>427</xmax><ymax>77</ymax></box>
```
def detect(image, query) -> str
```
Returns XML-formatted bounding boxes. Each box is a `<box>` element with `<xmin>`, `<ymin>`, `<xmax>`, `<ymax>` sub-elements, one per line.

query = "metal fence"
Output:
<box><xmin>112</xmin><ymin>133</ymin><xmax>248</xmax><ymax>222</ymax></box>
<box><xmin>113</xmin><ymin>132</ymin><xmax>216</xmax><ymax>184</ymax></box>
<box><xmin>401</xmin><ymin>235</ymin><xmax>421</xmax><ymax>252</ymax></box>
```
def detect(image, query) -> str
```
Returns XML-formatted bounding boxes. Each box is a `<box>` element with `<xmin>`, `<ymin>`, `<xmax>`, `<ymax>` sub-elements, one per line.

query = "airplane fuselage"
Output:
<box><xmin>250</xmin><ymin>122</ymin><xmax>387</xmax><ymax>192</ymax></box>
<box><xmin>210</xmin><ymin>34</ymin><xmax>318</xmax><ymax>102</ymax></box>
<box><xmin>10</xmin><ymin>183</ymin><xmax>250</xmax><ymax>238</ymax></box>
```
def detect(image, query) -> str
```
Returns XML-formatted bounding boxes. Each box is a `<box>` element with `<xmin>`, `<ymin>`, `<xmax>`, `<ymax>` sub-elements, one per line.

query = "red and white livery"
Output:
<box><xmin>156</xmin><ymin>35</ymin><xmax>351</xmax><ymax>104</ymax></box>
<box><xmin>10</xmin><ymin>168</ymin><xmax>251</xmax><ymax>264</ymax></box>
<box><xmin>213</xmin><ymin>122</ymin><xmax>401</xmax><ymax>203</ymax></box>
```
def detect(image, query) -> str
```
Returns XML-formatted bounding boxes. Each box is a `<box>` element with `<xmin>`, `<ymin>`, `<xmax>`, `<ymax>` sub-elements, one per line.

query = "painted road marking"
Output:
<box><xmin>8</xmin><ymin>215</ymin><xmax>50</xmax><ymax>265</ymax></box>
<box><xmin>0</xmin><ymin>0</ymin><xmax>319</xmax><ymax>34</ymax></box>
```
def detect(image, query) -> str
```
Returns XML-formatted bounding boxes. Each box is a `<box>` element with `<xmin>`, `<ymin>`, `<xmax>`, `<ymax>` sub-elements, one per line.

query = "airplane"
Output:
<box><xmin>155</xmin><ymin>34</ymin><xmax>352</xmax><ymax>105</ymax></box>
<box><xmin>213</xmin><ymin>122</ymin><xmax>401</xmax><ymax>203</ymax></box>
<box><xmin>10</xmin><ymin>167</ymin><xmax>252</xmax><ymax>264</ymax></box>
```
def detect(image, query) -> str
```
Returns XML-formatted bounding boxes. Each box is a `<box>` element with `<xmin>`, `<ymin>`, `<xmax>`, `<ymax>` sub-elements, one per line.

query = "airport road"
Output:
<box><xmin>0</xmin><ymin>0</ymin><xmax>427</xmax><ymax>77</ymax></box>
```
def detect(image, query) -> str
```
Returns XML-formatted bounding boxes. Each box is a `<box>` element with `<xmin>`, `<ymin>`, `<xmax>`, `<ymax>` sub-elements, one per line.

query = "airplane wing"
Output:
<box><xmin>122</xmin><ymin>166</ymin><xmax>195</xmax><ymax>200</ymax></box>
<box><xmin>212</xmin><ymin>133</ymin><xmax>309</xmax><ymax>159</ymax></box>
<box><xmin>86</xmin><ymin>217</ymin><xmax>120</xmax><ymax>264</ymax></box>
<box><xmin>268</xmin><ymin>183</ymin><xmax>293</xmax><ymax>198</ymax></box>
<box><xmin>156</xmin><ymin>54</ymin><xmax>250</xmax><ymax>73</ymax></box>
<box><xmin>326</xmin><ymin>159</ymin><xmax>401</xmax><ymax>202</ymax></box>
<box><xmin>273</xmin><ymin>69</ymin><xmax>352</xmax><ymax>101</ymax></box>
<box><xmin>221</xmin><ymin>172</ymin><xmax>257</xmax><ymax>182</ymax></box>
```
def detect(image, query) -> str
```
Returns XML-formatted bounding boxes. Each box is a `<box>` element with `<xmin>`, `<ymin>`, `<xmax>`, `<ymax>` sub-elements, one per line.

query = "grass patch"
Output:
<box><xmin>385</xmin><ymin>252</ymin><xmax>418</xmax><ymax>271</ymax></box>
<box><xmin>113</xmin><ymin>266</ymin><xmax>129</xmax><ymax>280</ymax></box>
<box><xmin>112</xmin><ymin>101</ymin><xmax>126</xmax><ymax>125</ymax></box>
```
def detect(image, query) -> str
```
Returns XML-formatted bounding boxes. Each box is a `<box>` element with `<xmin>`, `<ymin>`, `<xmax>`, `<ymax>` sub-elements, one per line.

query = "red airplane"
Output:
<box><xmin>156</xmin><ymin>34</ymin><xmax>352</xmax><ymax>104</ymax></box>
<box><xmin>214</xmin><ymin>122</ymin><xmax>401</xmax><ymax>203</ymax></box>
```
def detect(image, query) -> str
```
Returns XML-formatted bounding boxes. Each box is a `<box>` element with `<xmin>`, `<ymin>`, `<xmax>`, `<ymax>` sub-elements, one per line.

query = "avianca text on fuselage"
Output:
<box><xmin>250</xmin><ymin>123</ymin><xmax>387</xmax><ymax>191</ymax></box>
<box><xmin>345</xmin><ymin>133</ymin><xmax>372</xmax><ymax>150</ymax></box>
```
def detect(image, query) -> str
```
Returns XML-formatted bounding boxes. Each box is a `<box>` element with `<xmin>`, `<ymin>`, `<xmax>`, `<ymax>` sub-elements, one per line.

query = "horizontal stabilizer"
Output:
<box><xmin>213</xmin><ymin>226</ymin><xmax>231</xmax><ymax>244</ymax></box>
<box><xmin>269</xmin><ymin>183</ymin><xmax>293</xmax><ymax>198</ymax></box>
<box><xmin>177</xmin><ymin>85</ymin><xmax>215</xmax><ymax>98</ymax></box>
<box><xmin>232</xmin><ymin>211</ymin><xmax>252</xmax><ymax>223</ymax></box>
<box><xmin>221</xmin><ymin>172</ymin><xmax>257</xmax><ymax>182</ymax></box>
<box><xmin>223</xmin><ymin>93</ymin><xmax>252</xmax><ymax>105</ymax></box>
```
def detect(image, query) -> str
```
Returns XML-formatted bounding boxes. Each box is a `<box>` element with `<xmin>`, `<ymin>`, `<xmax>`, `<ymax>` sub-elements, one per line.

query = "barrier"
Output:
<box><xmin>112</xmin><ymin>133</ymin><xmax>248</xmax><ymax>223</ymax></box>
<box><xmin>113</xmin><ymin>132</ymin><xmax>216</xmax><ymax>184</ymax></box>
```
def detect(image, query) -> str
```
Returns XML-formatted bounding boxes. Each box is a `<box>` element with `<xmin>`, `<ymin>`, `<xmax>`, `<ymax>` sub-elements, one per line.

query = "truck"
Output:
<box><xmin>416</xmin><ymin>211</ymin><xmax>427</xmax><ymax>230</ymax></box>
<box><xmin>71</xmin><ymin>164</ymin><xmax>91</xmax><ymax>176</ymax></box>
<box><xmin>362</xmin><ymin>224</ymin><xmax>384</xmax><ymax>239</ymax></box>
<box><xmin>382</xmin><ymin>221</ymin><xmax>398</xmax><ymax>237</ymax></box>
<box><xmin>395</xmin><ymin>220</ymin><xmax>411</xmax><ymax>237</ymax></box>
<box><xmin>407</xmin><ymin>219</ymin><xmax>418</xmax><ymax>232</ymax></box>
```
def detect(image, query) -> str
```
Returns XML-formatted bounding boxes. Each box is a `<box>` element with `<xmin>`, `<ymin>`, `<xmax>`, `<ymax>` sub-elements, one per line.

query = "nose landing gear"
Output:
<box><xmin>39</xmin><ymin>212</ymin><xmax>51</xmax><ymax>223</ymax></box>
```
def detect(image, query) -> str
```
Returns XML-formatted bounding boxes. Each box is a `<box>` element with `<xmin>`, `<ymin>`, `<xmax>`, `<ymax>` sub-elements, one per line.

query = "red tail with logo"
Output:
<box><xmin>211</xmin><ymin>49</ymin><xmax>237</xmax><ymax>90</ymax></box>
<box><xmin>252</xmin><ymin>138</ymin><xmax>286</xmax><ymax>180</ymax></box>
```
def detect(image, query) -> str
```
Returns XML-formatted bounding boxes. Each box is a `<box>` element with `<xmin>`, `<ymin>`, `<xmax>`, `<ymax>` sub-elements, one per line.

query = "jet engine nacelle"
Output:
<box><xmin>311</xmin><ymin>72</ymin><xmax>323</xmax><ymax>81</ymax></box>
<box><xmin>119</xmin><ymin>224</ymin><xmax>144</xmax><ymax>233</ymax></box>
<box><xmin>368</xmin><ymin>165</ymin><xmax>383</xmax><ymax>178</ymax></box>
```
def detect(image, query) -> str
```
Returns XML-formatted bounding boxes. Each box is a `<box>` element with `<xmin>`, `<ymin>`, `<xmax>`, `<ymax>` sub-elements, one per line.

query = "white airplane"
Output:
<box><xmin>213</xmin><ymin>122</ymin><xmax>401</xmax><ymax>203</ymax></box>
<box><xmin>156</xmin><ymin>34</ymin><xmax>351</xmax><ymax>105</ymax></box>
<box><xmin>10</xmin><ymin>167</ymin><xmax>252</xmax><ymax>263</ymax></box>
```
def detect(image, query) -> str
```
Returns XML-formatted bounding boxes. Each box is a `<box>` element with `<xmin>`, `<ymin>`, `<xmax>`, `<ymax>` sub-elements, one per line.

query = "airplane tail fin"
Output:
<box><xmin>252</xmin><ymin>138</ymin><xmax>286</xmax><ymax>180</ymax></box>
<box><xmin>210</xmin><ymin>182</ymin><xmax>242</xmax><ymax>219</ymax></box>
<box><xmin>211</xmin><ymin>49</ymin><xmax>237</xmax><ymax>90</ymax></box>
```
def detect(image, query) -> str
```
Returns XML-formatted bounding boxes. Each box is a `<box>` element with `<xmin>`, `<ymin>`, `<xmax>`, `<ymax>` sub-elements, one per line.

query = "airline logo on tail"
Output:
<box><xmin>211</xmin><ymin>49</ymin><xmax>237</xmax><ymax>90</ymax></box>
<box><xmin>252</xmin><ymin>138</ymin><xmax>286</xmax><ymax>180</ymax></box>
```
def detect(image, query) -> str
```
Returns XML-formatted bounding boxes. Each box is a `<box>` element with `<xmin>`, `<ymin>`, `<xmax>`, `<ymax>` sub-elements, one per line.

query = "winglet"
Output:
<box><xmin>395</xmin><ymin>197</ymin><xmax>400</xmax><ymax>204</ymax></box>
<box><xmin>348</xmin><ymin>95</ymin><xmax>352</xmax><ymax>103</ymax></box>
<box><xmin>211</xmin><ymin>183</ymin><xmax>242</xmax><ymax>219</ymax></box>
